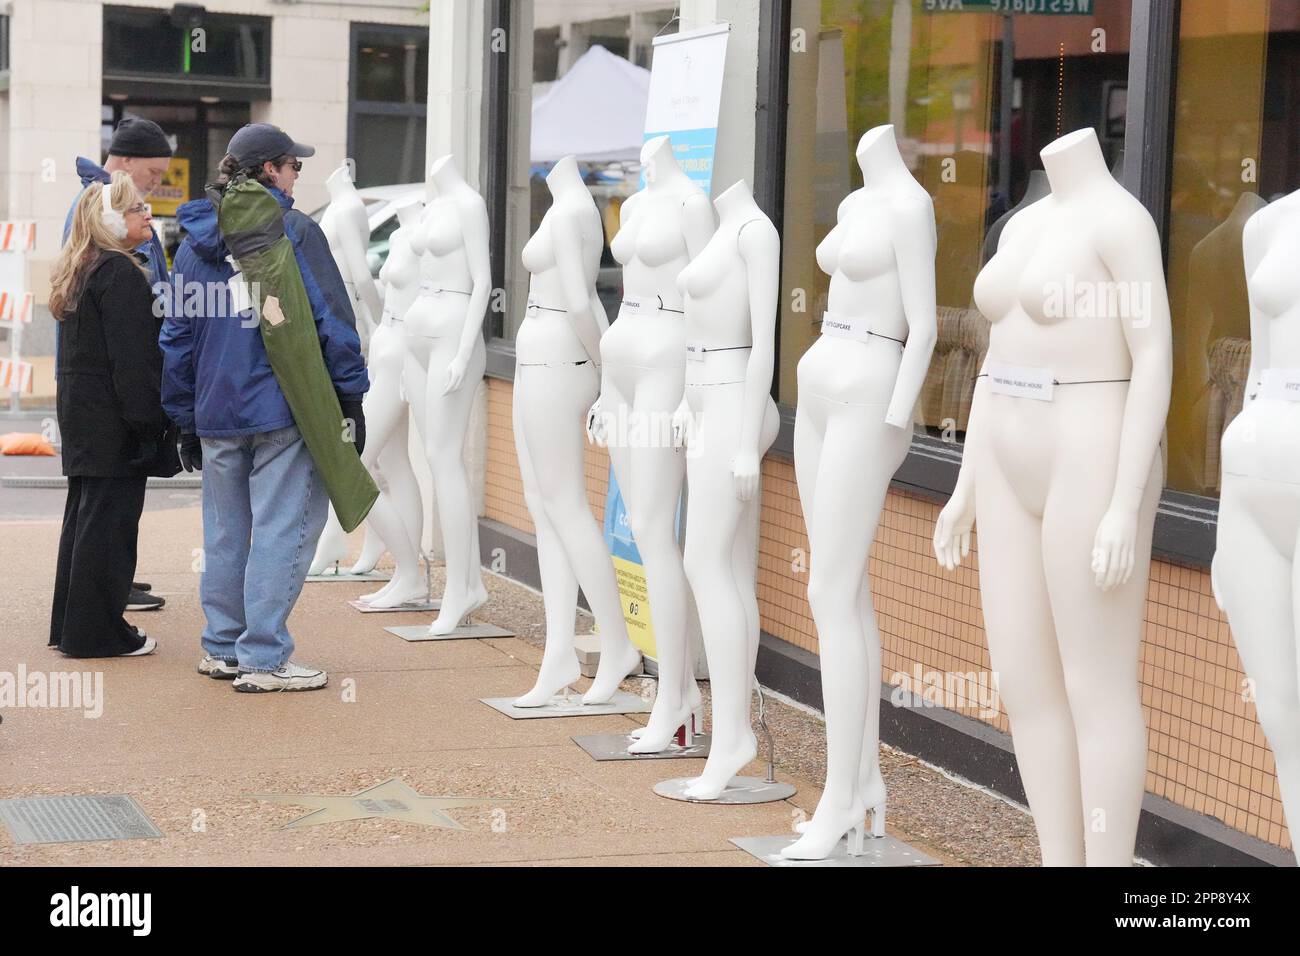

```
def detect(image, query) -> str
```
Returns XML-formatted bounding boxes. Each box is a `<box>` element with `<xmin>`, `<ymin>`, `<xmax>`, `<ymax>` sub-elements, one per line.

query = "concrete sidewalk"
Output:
<box><xmin>0</xmin><ymin>490</ymin><xmax>1035</xmax><ymax>866</ymax></box>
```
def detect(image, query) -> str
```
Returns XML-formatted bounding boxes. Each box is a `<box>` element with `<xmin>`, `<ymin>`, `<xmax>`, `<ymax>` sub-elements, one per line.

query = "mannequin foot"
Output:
<box><xmin>427</xmin><ymin>589</ymin><xmax>487</xmax><ymax>636</ymax></box>
<box><xmin>349</xmin><ymin>530</ymin><xmax>386</xmax><ymax>575</ymax></box>
<box><xmin>794</xmin><ymin>766</ymin><xmax>887</xmax><ymax>834</ymax></box>
<box><xmin>512</xmin><ymin>652</ymin><xmax>582</xmax><ymax>708</ymax></box>
<box><xmin>627</xmin><ymin>679</ymin><xmax>701</xmax><ymax>740</ymax></box>
<box><xmin>783</xmin><ymin>794</ymin><xmax>885</xmax><ymax>859</ymax></box>
<box><xmin>581</xmin><ymin>641</ymin><xmax>642</xmax><ymax>705</ymax></box>
<box><xmin>360</xmin><ymin>573</ymin><xmax>427</xmax><ymax>609</ymax></box>
<box><xmin>680</xmin><ymin>731</ymin><xmax>757</xmax><ymax>800</ymax></box>
<box><xmin>628</xmin><ymin>699</ymin><xmax>705</xmax><ymax>754</ymax></box>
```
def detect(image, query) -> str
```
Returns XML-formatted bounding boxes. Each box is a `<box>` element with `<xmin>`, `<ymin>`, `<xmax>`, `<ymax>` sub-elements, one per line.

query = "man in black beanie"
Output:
<box><xmin>60</xmin><ymin>115</ymin><xmax>175</xmax><ymax>613</ymax></box>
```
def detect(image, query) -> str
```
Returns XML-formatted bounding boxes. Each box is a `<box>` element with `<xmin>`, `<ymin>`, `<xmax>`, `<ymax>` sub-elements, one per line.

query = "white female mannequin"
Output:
<box><xmin>587</xmin><ymin>135</ymin><xmax>715</xmax><ymax>753</ymax></box>
<box><xmin>308</xmin><ymin>163</ymin><xmax>382</xmax><ymax>577</ymax></box>
<box><xmin>1212</xmin><ymin>188</ymin><xmax>1300</xmax><ymax>846</ymax></box>
<box><xmin>933</xmin><ymin>127</ymin><xmax>1172</xmax><ymax>866</ymax></box>
<box><xmin>672</xmin><ymin>179</ymin><xmax>780</xmax><ymax>799</ymax></box>
<box><xmin>402</xmin><ymin>156</ymin><xmax>489</xmax><ymax>634</ymax></box>
<box><xmin>348</xmin><ymin>199</ymin><xmax>428</xmax><ymax>606</ymax></box>
<box><xmin>782</xmin><ymin>125</ymin><xmax>938</xmax><ymax>858</ymax></box>
<box><xmin>511</xmin><ymin>155</ymin><xmax>643</xmax><ymax>706</ymax></box>
<box><xmin>321</xmin><ymin>163</ymin><xmax>382</xmax><ymax>344</ymax></box>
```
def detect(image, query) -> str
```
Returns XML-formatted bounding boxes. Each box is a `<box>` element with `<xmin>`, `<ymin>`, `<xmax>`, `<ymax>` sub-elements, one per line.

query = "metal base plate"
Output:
<box><xmin>729</xmin><ymin>834</ymin><xmax>940</xmax><ymax>867</ymax></box>
<box><xmin>572</xmin><ymin>732</ymin><xmax>711</xmax><ymax>760</ymax></box>
<box><xmin>480</xmin><ymin>690</ymin><xmax>652</xmax><ymax>719</ymax></box>
<box><xmin>305</xmin><ymin>570</ymin><xmax>391</xmax><ymax>583</ymax></box>
<box><xmin>347</xmin><ymin>598</ymin><xmax>440</xmax><ymax>613</ymax></box>
<box><xmin>384</xmin><ymin>623</ymin><xmax>514</xmax><ymax>641</ymax></box>
<box><xmin>653</xmin><ymin>775</ymin><xmax>797</xmax><ymax>805</ymax></box>
<box><xmin>0</xmin><ymin>794</ymin><xmax>163</xmax><ymax>844</ymax></box>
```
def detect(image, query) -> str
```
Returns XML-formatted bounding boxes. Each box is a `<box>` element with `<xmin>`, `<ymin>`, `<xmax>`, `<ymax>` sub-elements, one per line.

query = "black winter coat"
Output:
<box><xmin>56</xmin><ymin>251</ymin><xmax>181</xmax><ymax>478</ymax></box>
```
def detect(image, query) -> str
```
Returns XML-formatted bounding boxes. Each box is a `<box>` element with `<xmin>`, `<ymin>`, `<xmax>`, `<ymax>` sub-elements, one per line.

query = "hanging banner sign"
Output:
<box><xmin>604</xmin><ymin>22</ymin><xmax>729</xmax><ymax>660</ymax></box>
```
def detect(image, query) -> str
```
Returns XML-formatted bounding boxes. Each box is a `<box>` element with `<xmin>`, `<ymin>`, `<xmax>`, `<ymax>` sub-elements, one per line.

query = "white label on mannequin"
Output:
<box><xmin>821</xmin><ymin>311</ymin><xmax>871</xmax><ymax>343</ymax></box>
<box><xmin>685</xmin><ymin>343</ymin><xmax>706</xmax><ymax>362</ymax></box>
<box><xmin>620</xmin><ymin>297</ymin><xmax>655</xmax><ymax>317</ymax></box>
<box><xmin>1261</xmin><ymin>368</ymin><xmax>1300</xmax><ymax>401</ymax></box>
<box><xmin>985</xmin><ymin>361</ymin><xmax>1055</xmax><ymax>401</ymax></box>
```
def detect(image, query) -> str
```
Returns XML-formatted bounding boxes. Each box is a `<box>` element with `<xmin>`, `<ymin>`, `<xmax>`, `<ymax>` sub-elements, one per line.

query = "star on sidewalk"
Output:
<box><xmin>249</xmin><ymin>778</ymin><xmax>501</xmax><ymax>831</ymax></box>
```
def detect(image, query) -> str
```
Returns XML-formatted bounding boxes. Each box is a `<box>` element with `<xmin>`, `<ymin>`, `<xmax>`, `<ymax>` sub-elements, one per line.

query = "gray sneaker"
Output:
<box><xmin>197</xmin><ymin>655</ymin><xmax>239</xmax><ymax>680</ymax></box>
<box><xmin>232</xmin><ymin>661</ymin><xmax>328</xmax><ymax>693</ymax></box>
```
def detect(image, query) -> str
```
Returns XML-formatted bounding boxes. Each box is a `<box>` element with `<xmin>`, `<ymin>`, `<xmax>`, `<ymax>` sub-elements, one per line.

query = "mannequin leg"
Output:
<box><xmin>681</xmin><ymin>388</ymin><xmax>754</xmax><ymax>797</ymax></box>
<box><xmin>426</xmin><ymin>339</ymin><xmax>488</xmax><ymax>634</ymax></box>
<box><xmin>615</xmin><ymin>369</ymin><xmax>691</xmax><ymax>755</ymax></box>
<box><xmin>1040</xmin><ymin>455</ymin><xmax>1158</xmax><ymax>867</ymax></box>
<box><xmin>1215</xmin><ymin>484</ymin><xmax>1300</xmax><ymax>851</ymax></box>
<box><xmin>307</xmin><ymin>506</ymin><xmax>350</xmax><ymax>575</ymax></box>
<box><xmin>512</xmin><ymin>365</ymin><xmax>583</xmax><ymax>705</ymax></box>
<box><xmin>978</xmin><ymin>462</ymin><xmax>1085</xmax><ymax>866</ymax></box>
<box><xmin>783</xmin><ymin>399</ymin><xmax>901</xmax><ymax>855</ymax></box>
<box><xmin>517</xmin><ymin>364</ymin><xmax>641</xmax><ymax>704</ymax></box>
<box><xmin>357</xmin><ymin>377</ymin><xmax>424</xmax><ymax>603</ymax></box>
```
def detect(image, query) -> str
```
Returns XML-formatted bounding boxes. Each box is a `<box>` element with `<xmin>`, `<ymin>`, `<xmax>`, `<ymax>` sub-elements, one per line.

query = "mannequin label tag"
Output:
<box><xmin>1261</xmin><ymin>368</ymin><xmax>1300</xmax><ymax>401</ymax></box>
<box><xmin>685</xmin><ymin>343</ymin><xmax>706</xmax><ymax>362</ymax></box>
<box><xmin>986</xmin><ymin>362</ymin><xmax>1055</xmax><ymax>401</ymax></box>
<box><xmin>620</xmin><ymin>297</ymin><xmax>654</xmax><ymax>317</ymax></box>
<box><xmin>821</xmin><ymin>311</ymin><xmax>871</xmax><ymax>343</ymax></box>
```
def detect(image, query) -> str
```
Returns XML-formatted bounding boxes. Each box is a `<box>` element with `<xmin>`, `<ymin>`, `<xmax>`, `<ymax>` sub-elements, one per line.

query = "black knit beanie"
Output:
<box><xmin>108</xmin><ymin>117</ymin><xmax>173</xmax><ymax>159</ymax></box>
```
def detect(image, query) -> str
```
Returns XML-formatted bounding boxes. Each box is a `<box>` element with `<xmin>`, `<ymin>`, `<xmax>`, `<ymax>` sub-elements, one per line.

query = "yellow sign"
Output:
<box><xmin>148</xmin><ymin>157</ymin><xmax>190</xmax><ymax>217</ymax></box>
<box><xmin>612</xmin><ymin>554</ymin><xmax>657</xmax><ymax>658</ymax></box>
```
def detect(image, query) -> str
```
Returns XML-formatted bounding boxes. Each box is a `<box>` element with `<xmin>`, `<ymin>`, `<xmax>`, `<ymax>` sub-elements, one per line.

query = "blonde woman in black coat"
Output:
<box><xmin>47</xmin><ymin>172</ymin><xmax>179</xmax><ymax>657</ymax></box>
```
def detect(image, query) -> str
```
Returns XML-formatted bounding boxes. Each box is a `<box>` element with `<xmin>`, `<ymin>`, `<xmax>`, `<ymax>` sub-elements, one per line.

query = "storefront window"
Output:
<box><xmin>779</xmin><ymin>0</ymin><xmax>1130</xmax><ymax>434</ymax></box>
<box><xmin>1164</xmin><ymin>1</ymin><xmax>1300</xmax><ymax>497</ymax></box>
<box><xmin>349</xmin><ymin>25</ymin><xmax>428</xmax><ymax>189</ymax></box>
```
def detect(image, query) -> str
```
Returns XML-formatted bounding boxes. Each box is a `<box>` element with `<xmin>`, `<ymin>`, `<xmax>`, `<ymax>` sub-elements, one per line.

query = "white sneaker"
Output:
<box><xmin>232</xmin><ymin>661</ymin><xmax>328</xmax><ymax>693</ymax></box>
<box><xmin>120</xmin><ymin>636</ymin><xmax>157</xmax><ymax>657</ymax></box>
<box><xmin>197</xmin><ymin>655</ymin><xmax>239</xmax><ymax>680</ymax></box>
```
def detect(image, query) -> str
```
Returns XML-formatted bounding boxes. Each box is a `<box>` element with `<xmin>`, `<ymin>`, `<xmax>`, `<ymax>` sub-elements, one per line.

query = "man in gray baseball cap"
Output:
<box><xmin>222</xmin><ymin>123</ymin><xmax>316</xmax><ymax>199</ymax></box>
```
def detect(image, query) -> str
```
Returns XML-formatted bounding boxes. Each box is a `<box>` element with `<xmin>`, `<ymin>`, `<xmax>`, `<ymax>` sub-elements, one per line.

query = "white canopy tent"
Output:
<box><xmin>530</xmin><ymin>45</ymin><xmax>651</xmax><ymax>165</ymax></box>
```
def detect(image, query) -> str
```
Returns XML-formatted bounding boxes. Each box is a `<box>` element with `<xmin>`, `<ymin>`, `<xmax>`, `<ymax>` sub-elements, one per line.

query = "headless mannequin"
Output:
<box><xmin>1213</xmin><ymin>186</ymin><xmax>1300</xmax><ymax>850</ymax></box>
<box><xmin>783</xmin><ymin>125</ymin><xmax>938</xmax><ymax>858</ymax></box>
<box><xmin>402</xmin><ymin>155</ymin><xmax>489</xmax><ymax>634</ymax></box>
<box><xmin>511</xmin><ymin>155</ymin><xmax>643</xmax><ymax>706</ymax></box>
<box><xmin>933</xmin><ymin>128</ymin><xmax>1172</xmax><ymax>866</ymax></box>
<box><xmin>321</xmin><ymin>163</ymin><xmax>382</xmax><ymax>345</ymax></box>
<box><xmin>587</xmin><ymin>135</ymin><xmax>715</xmax><ymax>753</ymax></box>
<box><xmin>982</xmin><ymin>170</ymin><xmax>1049</xmax><ymax>266</ymax></box>
<box><xmin>348</xmin><ymin>199</ymin><xmax>428</xmax><ymax>603</ymax></box>
<box><xmin>673</xmin><ymin>179</ymin><xmax>781</xmax><ymax>799</ymax></box>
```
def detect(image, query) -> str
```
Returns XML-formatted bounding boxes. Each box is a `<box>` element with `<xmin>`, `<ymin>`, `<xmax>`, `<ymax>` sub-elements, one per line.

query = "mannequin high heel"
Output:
<box><xmin>581</xmin><ymin>641</ymin><xmax>643</xmax><ymax>705</ymax></box>
<box><xmin>628</xmin><ymin>678</ymin><xmax>701</xmax><ymax>740</ymax></box>
<box><xmin>628</xmin><ymin>703</ymin><xmax>703</xmax><ymax>754</ymax></box>
<box><xmin>428</xmin><ymin>589</ymin><xmax>486</xmax><ymax>635</ymax></box>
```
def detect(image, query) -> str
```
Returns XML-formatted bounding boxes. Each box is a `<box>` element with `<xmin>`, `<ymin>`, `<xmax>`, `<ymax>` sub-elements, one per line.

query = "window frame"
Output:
<box><xmin>347</xmin><ymin>21</ymin><xmax>430</xmax><ymax>190</ymax></box>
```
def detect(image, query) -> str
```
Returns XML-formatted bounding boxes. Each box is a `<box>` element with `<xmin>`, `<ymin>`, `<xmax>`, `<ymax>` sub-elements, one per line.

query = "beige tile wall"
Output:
<box><xmin>483</xmin><ymin>377</ymin><xmax>1289</xmax><ymax>851</ymax></box>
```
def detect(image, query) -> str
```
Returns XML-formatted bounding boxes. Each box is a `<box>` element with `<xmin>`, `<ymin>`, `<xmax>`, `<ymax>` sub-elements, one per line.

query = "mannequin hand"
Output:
<box><xmin>443</xmin><ymin>352</ymin><xmax>470</xmax><ymax>395</ymax></box>
<box><xmin>732</xmin><ymin>450</ymin><xmax>761</xmax><ymax>501</ymax></box>
<box><xmin>933</xmin><ymin>483</ymin><xmax>975</xmax><ymax>571</ymax></box>
<box><xmin>586</xmin><ymin>397</ymin><xmax>607</xmax><ymax>447</ymax></box>
<box><xmin>1091</xmin><ymin>504</ymin><xmax>1137</xmax><ymax>591</ymax></box>
<box><xmin>670</xmin><ymin>399</ymin><xmax>693</xmax><ymax>450</ymax></box>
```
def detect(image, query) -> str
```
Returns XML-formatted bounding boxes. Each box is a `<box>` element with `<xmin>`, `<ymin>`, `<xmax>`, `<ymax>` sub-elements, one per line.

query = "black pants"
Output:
<box><xmin>49</xmin><ymin>475</ymin><xmax>148</xmax><ymax>657</ymax></box>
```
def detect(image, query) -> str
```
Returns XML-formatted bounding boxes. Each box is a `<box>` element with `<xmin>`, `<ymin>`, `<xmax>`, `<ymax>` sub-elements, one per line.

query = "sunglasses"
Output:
<box><xmin>280</xmin><ymin>159</ymin><xmax>304</xmax><ymax>172</ymax></box>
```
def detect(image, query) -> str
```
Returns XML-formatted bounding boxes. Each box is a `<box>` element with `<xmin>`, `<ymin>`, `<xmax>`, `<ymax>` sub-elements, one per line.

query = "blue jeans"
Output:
<box><xmin>199</xmin><ymin>425</ymin><xmax>329</xmax><ymax>672</ymax></box>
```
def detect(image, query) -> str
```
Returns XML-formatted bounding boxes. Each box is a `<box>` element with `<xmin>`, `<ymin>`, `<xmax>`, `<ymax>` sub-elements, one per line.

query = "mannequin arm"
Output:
<box><xmin>933</xmin><ymin>364</ymin><xmax>985</xmax><ymax>570</ymax></box>
<box><xmin>550</xmin><ymin>209</ymin><xmax>604</xmax><ymax>368</ymax></box>
<box><xmin>335</xmin><ymin>209</ymin><xmax>379</xmax><ymax>337</ymax></box>
<box><xmin>885</xmin><ymin>196</ymin><xmax>939</xmax><ymax>428</ymax></box>
<box><xmin>681</xmin><ymin>192</ymin><xmax>717</xmax><ymax>259</ymax></box>
<box><xmin>733</xmin><ymin>218</ymin><xmax>780</xmax><ymax>500</ymax></box>
<box><xmin>446</xmin><ymin>195</ymin><xmax>492</xmax><ymax>394</ymax></box>
<box><xmin>1240</xmin><ymin>211</ymin><xmax>1269</xmax><ymax>403</ymax></box>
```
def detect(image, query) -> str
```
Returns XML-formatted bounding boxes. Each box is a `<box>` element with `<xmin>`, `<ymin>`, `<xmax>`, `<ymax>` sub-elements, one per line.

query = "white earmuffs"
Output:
<box><xmin>100</xmin><ymin>182</ymin><xmax>128</xmax><ymax>240</ymax></box>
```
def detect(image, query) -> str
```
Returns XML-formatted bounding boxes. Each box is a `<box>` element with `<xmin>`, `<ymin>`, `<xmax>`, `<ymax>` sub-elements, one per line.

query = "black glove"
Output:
<box><xmin>178</xmin><ymin>432</ymin><xmax>202</xmax><ymax>472</ymax></box>
<box><xmin>340</xmin><ymin>399</ymin><xmax>366</xmax><ymax>456</ymax></box>
<box><xmin>128</xmin><ymin>437</ymin><xmax>159</xmax><ymax>472</ymax></box>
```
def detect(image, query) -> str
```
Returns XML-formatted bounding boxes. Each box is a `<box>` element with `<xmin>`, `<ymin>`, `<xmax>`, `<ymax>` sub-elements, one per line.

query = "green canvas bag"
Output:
<box><xmin>209</xmin><ymin>177</ymin><xmax>378</xmax><ymax>532</ymax></box>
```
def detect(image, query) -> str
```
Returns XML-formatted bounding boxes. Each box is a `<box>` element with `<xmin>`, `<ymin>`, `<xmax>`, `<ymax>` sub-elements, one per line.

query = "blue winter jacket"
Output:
<box><xmin>158</xmin><ymin>187</ymin><xmax>368</xmax><ymax>437</ymax></box>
